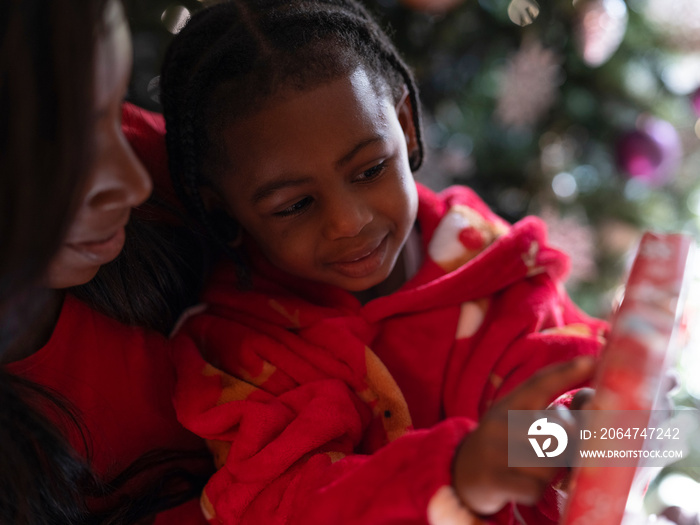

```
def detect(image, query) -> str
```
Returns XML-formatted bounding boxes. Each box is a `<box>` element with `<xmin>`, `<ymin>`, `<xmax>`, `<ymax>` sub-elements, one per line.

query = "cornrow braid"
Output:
<box><xmin>160</xmin><ymin>0</ymin><xmax>424</xmax><ymax>284</ymax></box>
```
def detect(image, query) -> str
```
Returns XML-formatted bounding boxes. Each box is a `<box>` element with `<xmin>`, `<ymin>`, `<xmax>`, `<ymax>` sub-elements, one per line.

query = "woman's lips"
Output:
<box><xmin>327</xmin><ymin>235</ymin><xmax>389</xmax><ymax>279</ymax></box>
<box><xmin>66</xmin><ymin>227</ymin><xmax>126</xmax><ymax>265</ymax></box>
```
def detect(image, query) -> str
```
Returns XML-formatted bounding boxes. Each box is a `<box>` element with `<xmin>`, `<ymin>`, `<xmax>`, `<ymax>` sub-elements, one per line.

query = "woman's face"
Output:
<box><xmin>45</xmin><ymin>0</ymin><xmax>151</xmax><ymax>289</ymax></box>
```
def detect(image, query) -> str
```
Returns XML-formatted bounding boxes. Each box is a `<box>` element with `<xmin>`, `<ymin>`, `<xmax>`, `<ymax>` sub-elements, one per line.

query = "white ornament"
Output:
<box><xmin>508</xmin><ymin>0</ymin><xmax>541</xmax><ymax>26</ymax></box>
<box><xmin>573</xmin><ymin>0</ymin><xmax>628</xmax><ymax>67</ymax></box>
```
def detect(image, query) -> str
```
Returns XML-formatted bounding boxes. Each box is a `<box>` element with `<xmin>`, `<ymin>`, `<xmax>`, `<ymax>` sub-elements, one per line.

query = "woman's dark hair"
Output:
<box><xmin>71</xmin><ymin>197</ymin><xmax>208</xmax><ymax>335</ymax></box>
<box><xmin>1</xmin><ymin>1</ymin><xmax>208</xmax><ymax>523</ymax></box>
<box><xmin>0</xmin><ymin>1</ymin><xmax>105</xmax><ymax>523</ymax></box>
<box><xmin>160</xmin><ymin>0</ymin><xmax>425</xmax><ymax>281</ymax></box>
<box><xmin>1</xmin><ymin>375</ymin><xmax>209</xmax><ymax>525</ymax></box>
<box><xmin>0</xmin><ymin>0</ymin><xmax>99</xmax><ymax>345</ymax></box>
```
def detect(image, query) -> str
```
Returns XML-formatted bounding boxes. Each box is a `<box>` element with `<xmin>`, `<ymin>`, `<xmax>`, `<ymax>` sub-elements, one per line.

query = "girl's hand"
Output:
<box><xmin>569</xmin><ymin>387</ymin><xmax>595</xmax><ymax>410</ymax></box>
<box><xmin>452</xmin><ymin>357</ymin><xmax>596</xmax><ymax>516</ymax></box>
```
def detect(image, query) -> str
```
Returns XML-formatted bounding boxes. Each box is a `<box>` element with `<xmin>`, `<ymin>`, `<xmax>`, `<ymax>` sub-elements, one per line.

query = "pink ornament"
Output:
<box><xmin>573</xmin><ymin>0</ymin><xmax>628</xmax><ymax>67</ymax></box>
<box><xmin>615</xmin><ymin>117</ymin><xmax>683</xmax><ymax>186</ymax></box>
<box><xmin>692</xmin><ymin>87</ymin><xmax>700</xmax><ymax>117</ymax></box>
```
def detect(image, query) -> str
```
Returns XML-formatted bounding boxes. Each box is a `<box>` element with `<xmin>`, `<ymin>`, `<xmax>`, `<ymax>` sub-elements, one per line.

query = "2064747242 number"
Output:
<box><xmin>599</xmin><ymin>427</ymin><xmax>680</xmax><ymax>440</ymax></box>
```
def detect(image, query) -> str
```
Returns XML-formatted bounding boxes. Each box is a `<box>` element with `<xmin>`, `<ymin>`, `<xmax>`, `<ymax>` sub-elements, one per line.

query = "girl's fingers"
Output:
<box><xmin>459</xmin><ymin>472</ymin><xmax>545</xmax><ymax>515</ymax></box>
<box><xmin>512</xmin><ymin>464</ymin><xmax>561</xmax><ymax>482</ymax></box>
<box><xmin>569</xmin><ymin>387</ymin><xmax>595</xmax><ymax>410</ymax></box>
<box><xmin>456</xmin><ymin>357</ymin><xmax>596</xmax><ymax>515</ymax></box>
<box><xmin>507</xmin><ymin>356</ymin><xmax>596</xmax><ymax>411</ymax></box>
<box><xmin>491</xmin><ymin>470</ymin><xmax>551</xmax><ymax>508</ymax></box>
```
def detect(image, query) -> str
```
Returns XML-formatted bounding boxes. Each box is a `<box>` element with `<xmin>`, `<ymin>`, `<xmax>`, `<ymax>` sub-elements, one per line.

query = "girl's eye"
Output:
<box><xmin>274</xmin><ymin>196</ymin><xmax>313</xmax><ymax>217</ymax></box>
<box><xmin>356</xmin><ymin>161</ymin><xmax>388</xmax><ymax>182</ymax></box>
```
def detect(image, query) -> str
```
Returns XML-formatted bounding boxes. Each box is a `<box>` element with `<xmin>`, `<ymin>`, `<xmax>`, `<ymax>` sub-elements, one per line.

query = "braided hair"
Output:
<box><xmin>160</xmin><ymin>0</ymin><xmax>424</xmax><ymax>282</ymax></box>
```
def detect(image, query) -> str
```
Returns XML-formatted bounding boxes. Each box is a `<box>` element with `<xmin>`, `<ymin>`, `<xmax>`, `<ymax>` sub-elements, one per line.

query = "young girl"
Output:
<box><xmin>160</xmin><ymin>1</ymin><xmax>606</xmax><ymax>523</ymax></box>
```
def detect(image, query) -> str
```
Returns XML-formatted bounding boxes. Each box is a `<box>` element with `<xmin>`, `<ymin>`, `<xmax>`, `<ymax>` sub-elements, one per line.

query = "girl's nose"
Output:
<box><xmin>85</xmin><ymin>129</ymin><xmax>152</xmax><ymax>211</ymax></box>
<box><xmin>323</xmin><ymin>192</ymin><xmax>373</xmax><ymax>240</ymax></box>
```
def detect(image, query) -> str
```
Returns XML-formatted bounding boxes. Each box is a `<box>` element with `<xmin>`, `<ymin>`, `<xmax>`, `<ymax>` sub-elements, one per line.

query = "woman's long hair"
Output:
<box><xmin>1</xmin><ymin>1</ymin><xmax>105</xmax><ymax>522</ymax></box>
<box><xmin>1</xmin><ymin>374</ymin><xmax>210</xmax><ymax>525</ymax></box>
<box><xmin>71</xmin><ymin>196</ymin><xmax>208</xmax><ymax>336</ymax></box>
<box><xmin>0</xmin><ymin>0</ymin><xmax>99</xmax><ymax>347</ymax></box>
<box><xmin>1</xmin><ymin>2</ymin><xmax>208</xmax><ymax>523</ymax></box>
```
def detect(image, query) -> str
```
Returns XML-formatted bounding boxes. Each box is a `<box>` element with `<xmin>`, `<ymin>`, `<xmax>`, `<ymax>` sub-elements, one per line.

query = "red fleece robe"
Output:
<box><xmin>171</xmin><ymin>183</ymin><xmax>606</xmax><ymax>525</ymax></box>
<box><xmin>6</xmin><ymin>295</ymin><xmax>209</xmax><ymax>525</ymax></box>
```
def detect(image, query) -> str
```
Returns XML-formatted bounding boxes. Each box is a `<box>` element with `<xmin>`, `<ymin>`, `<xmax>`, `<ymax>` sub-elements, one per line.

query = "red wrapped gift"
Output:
<box><xmin>562</xmin><ymin>232</ymin><xmax>695</xmax><ymax>525</ymax></box>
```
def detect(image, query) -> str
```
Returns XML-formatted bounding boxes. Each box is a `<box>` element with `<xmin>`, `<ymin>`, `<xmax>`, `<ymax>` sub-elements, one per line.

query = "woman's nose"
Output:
<box><xmin>323</xmin><ymin>192</ymin><xmax>373</xmax><ymax>240</ymax></box>
<box><xmin>85</xmin><ymin>129</ymin><xmax>152</xmax><ymax>211</ymax></box>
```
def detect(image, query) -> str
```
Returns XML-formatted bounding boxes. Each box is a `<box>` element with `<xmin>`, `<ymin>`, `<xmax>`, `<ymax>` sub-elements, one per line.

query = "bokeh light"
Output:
<box><xmin>161</xmin><ymin>5</ymin><xmax>190</xmax><ymax>35</ymax></box>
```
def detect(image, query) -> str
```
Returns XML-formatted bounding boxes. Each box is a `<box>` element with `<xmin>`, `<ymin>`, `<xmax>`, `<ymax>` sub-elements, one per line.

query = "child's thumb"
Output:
<box><xmin>508</xmin><ymin>356</ymin><xmax>596</xmax><ymax>411</ymax></box>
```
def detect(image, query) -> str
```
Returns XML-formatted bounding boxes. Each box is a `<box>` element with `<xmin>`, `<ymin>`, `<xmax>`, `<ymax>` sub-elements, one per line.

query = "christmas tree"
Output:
<box><xmin>368</xmin><ymin>0</ymin><xmax>700</xmax><ymax>319</ymax></box>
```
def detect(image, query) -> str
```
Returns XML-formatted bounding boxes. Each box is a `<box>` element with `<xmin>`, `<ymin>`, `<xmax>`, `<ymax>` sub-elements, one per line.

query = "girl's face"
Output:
<box><xmin>45</xmin><ymin>0</ymin><xmax>151</xmax><ymax>289</ymax></box>
<box><xmin>212</xmin><ymin>67</ymin><xmax>419</xmax><ymax>292</ymax></box>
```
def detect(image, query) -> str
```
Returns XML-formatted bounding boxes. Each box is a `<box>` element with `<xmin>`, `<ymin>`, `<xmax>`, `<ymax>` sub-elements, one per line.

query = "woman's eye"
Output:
<box><xmin>357</xmin><ymin>161</ymin><xmax>388</xmax><ymax>182</ymax></box>
<box><xmin>274</xmin><ymin>196</ymin><xmax>313</xmax><ymax>217</ymax></box>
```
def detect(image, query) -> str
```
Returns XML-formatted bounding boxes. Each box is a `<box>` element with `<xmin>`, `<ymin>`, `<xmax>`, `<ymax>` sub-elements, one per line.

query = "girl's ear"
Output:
<box><xmin>199</xmin><ymin>183</ymin><xmax>226</xmax><ymax>214</ymax></box>
<box><xmin>395</xmin><ymin>86</ymin><xmax>419</xmax><ymax>164</ymax></box>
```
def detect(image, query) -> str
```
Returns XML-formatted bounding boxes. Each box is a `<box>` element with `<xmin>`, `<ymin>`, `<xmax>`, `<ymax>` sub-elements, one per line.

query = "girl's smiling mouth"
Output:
<box><xmin>327</xmin><ymin>234</ymin><xmax>389</xmax><ymax>279</ymax></box>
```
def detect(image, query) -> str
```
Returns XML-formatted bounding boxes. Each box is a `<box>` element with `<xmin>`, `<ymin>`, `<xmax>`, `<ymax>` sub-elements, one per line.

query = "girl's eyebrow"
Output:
<box><xmin>252</xmin><ymin>134</ymin><xmax>389</xmax><ymax>204</ymax></box>
<box><xmin>252</xmin><ymin>177</ymin><xmax>313</xmax><ymax>204</ymax></box>
<box><xmin>336</xmin><ymin>134</ymin><xmax>387</xmax><ymax>168</ymax></box>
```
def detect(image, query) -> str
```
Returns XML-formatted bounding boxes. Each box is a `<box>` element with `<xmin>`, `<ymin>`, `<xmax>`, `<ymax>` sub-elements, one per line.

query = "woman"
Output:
<box><xmin>1</xmin><ymin>1</ymin><xmax>209</xmax><ymax>523</ymax></box>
